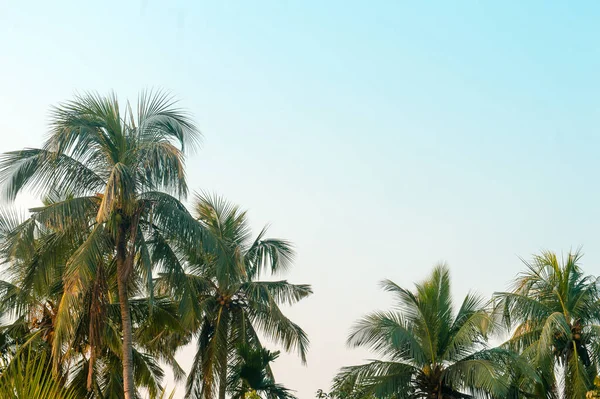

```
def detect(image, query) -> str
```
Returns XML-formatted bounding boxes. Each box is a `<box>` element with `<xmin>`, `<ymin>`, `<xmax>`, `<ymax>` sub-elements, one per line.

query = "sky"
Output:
<box><xmin>1</xmin><ymin>1</ymin><xmax>600</xmax><ymax>397</ymax></box>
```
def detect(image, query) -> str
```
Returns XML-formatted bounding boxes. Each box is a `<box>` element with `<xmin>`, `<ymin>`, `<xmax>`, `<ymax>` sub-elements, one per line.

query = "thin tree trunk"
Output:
<box><xmin>117</xmin><ymin>225</ymin><xmax>135</xmax><ymax>399</ymax></box>
<box><xmin>87</xmin><ymin>266</ymin><xmax>104</xmax><ymax>392</ymax></box>
<box><xmin>87</xmin><ymin>350</ymin><xmax>96</xmax><ymax>391</ymax></box>
<box><xmin>219</xmin><ymin>341</ymin><xmax>228</xmax><ymax>399</ymax></box>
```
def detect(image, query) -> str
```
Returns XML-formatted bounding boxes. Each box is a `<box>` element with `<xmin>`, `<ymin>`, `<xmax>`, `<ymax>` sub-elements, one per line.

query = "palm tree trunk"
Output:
<box><xmin>117</xmin><ymin>227</ymin><xmax>135</xmax><ymax>399</ymax></box>
<box><xmin>86</xmin><ymin>349</ymin><xmax>96</xmax><ymax>391</ymax></box>
<box><xmin>219</xmin><ymin>342</ymin><xmax>228</xmax><ymax>399</ymax></box>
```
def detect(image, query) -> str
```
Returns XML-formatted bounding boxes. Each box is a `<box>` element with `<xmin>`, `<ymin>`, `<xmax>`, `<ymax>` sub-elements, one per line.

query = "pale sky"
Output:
<box><xmin>1</xmin><ymin>1</ymin><xmax>600</xmax><ymax>398</ymax></box>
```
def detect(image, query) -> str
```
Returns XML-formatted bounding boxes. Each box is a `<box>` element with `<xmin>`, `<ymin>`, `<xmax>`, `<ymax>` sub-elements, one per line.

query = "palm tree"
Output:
<box><xmin>0</xmin><ymin>91</ymin><xmax>201</xmax><ymax>399</ymax></box>
<box><xmin>0</xmin><ymin>205</ymin><xmax>188</xmax><ymax>398</ymax></box>
<box><xmin>227</xmin><ymin>345</ymin><xmax>297</xmax><ymax>399</ymax></box>
<box><xmin>334</xmin><ymin>264</ymin><xmax>510</xmax><ymax>399</ymax></box>
<box><xmin>494</xmin><ymin>250</ymin><xmax>600</xmax><ymax>398</ymax></box>
<box><xmin>156</xmin><ymin>193</ymin><xmax>312</xmax><ymax>399</ymax></box>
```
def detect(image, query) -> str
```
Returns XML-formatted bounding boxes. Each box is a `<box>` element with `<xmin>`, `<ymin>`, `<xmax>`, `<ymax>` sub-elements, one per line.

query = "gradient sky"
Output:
<box><xmin>2</xmin><ymin>1</ymin><xmax>600</xmax><ymax>398</ymax></box>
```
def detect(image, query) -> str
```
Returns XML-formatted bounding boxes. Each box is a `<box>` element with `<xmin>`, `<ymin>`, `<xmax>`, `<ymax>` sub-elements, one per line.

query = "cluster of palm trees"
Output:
<box><xmin>327</xmin><ymin>252</ymin><xmax>600</xmax><ymax>399</ymax></box>
<box><xmin>2</xmin><ymin>92</ymin><xmax>600</xmax><ymax>399</ymax></box>
<box><xmin>0</xmin><ymin>92</ymin><xmax>310</xmax><ymax>399</ymax></box>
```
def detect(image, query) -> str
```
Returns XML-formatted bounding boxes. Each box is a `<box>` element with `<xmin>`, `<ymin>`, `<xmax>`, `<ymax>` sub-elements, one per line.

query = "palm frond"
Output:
<box><xmin>0</xmin><ymin>149</ymin><xmax>105</xmax><ymax>200</ymax></box>
<box><xmin>243</xmin><ymin>281</ymin><xmax>312</xmax><ymax>307</ymax></box>
<box><xmin>333</xmin><ymin>360</ymin><xmax>416</xmax><ymax>399</ymax></box>
<box><xmin>347</xmin><ymin>311</ymin><xmax>426</xmax><ymax>365</ymax></box>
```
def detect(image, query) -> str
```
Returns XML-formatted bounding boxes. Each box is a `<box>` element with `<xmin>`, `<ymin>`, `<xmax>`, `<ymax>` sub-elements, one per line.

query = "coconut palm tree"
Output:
<box><xmin>155</xmin><ymin>193</ymin><xmax>312</xmax><ymax>399</ymax></box>
<box><xmin>0</xmin><ymin>91</ymin><xmax>201</xmax><ymax>399</ymax></box>
<box><xmin>334</xmin><ymin>264</ymin><xmax>511</xmax><ymax>399</ymax></box>
<box><xmin>494</xmin><ymin>250</ymin><xmax>600</xmax><ymax>398</ymax></box>
<box><xmin>0</xmin><ymin>205</ymin><xmax>188</xmax><ymax>398</ymax></box>
<box><xmin>227</xmin><ymin>345</ymin><xmax>297</xmax><ymax>399</ymax></box>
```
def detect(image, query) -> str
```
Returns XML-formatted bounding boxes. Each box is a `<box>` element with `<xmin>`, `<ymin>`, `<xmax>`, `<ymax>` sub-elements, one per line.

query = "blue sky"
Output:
<box><xmin>1</xmin><ymin>1</ymin><xmax>600</xmax><ymax>397</ymax></box>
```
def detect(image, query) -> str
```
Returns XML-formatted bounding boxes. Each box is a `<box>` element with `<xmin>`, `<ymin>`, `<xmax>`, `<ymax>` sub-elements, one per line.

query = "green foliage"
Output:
<box><xmin>316</xmin><ymin>388</ymin><xmax>376</xmax><ymax>399</ymax></box>
<box><xmin>0</xmin><ymin>204</ymin><xmax>188</xmax><ymax>398</ymax></box>
<box><xmin>587</xmin><ymin>376</ymin><xmax>600</xmax><ymax>398</ymax></box>
<box><xmin>0</xmin><ymin>91</ymin><xmax>201</xmax><ymax>399</ymax></box>
<box><xmin>334</xmin><ymin>264</ymin><xmax>512</xmax><ymax>399</ymax></box>
<box><xmin>495</xmin><ymin>250</ymin><xmax>600</xmax><ymax>398</ymax></box>
<box><xmin>0</xmin><ymin>347</ymin><xmax>77</xmax><ymax>399</ymax></box>
<box><xmin>156</xmin><ymin>193</ymin><xmax>311</xmax><ymax>399</ymax></box>
<box><xmin>6</xmin><ymin>90</ymin><xmax>600</xmax><ymax>399</ymax></box>
<box><xmin>228</xmin><ymin>345</ymin><xmax>297</xmax><ymax>399</ymax></box>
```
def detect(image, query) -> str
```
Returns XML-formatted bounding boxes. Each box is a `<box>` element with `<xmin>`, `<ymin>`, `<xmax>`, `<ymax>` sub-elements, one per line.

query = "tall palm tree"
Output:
<box><xmin>227</xmin><ymin>345</ymin><xmax>297</xmax><ymax>399</ymax></box>
<box><xmin>334</xmin><ymin>264</ymin><xmax>511</xmax><ymax>399</ymax></box>
<box><xmin>0</xmin><ymin>91</ymin><xmax>201</xmax><ymax>399</ymax></box>
<box><xmin>156</xmin><ymin>193</ymin><xmax>312</xmax><ymax>399</ymax></box>
<box><xmin>494</xmin><ymin>250</ymin><xmax>600</xmax><ymax>398</ymax></box>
